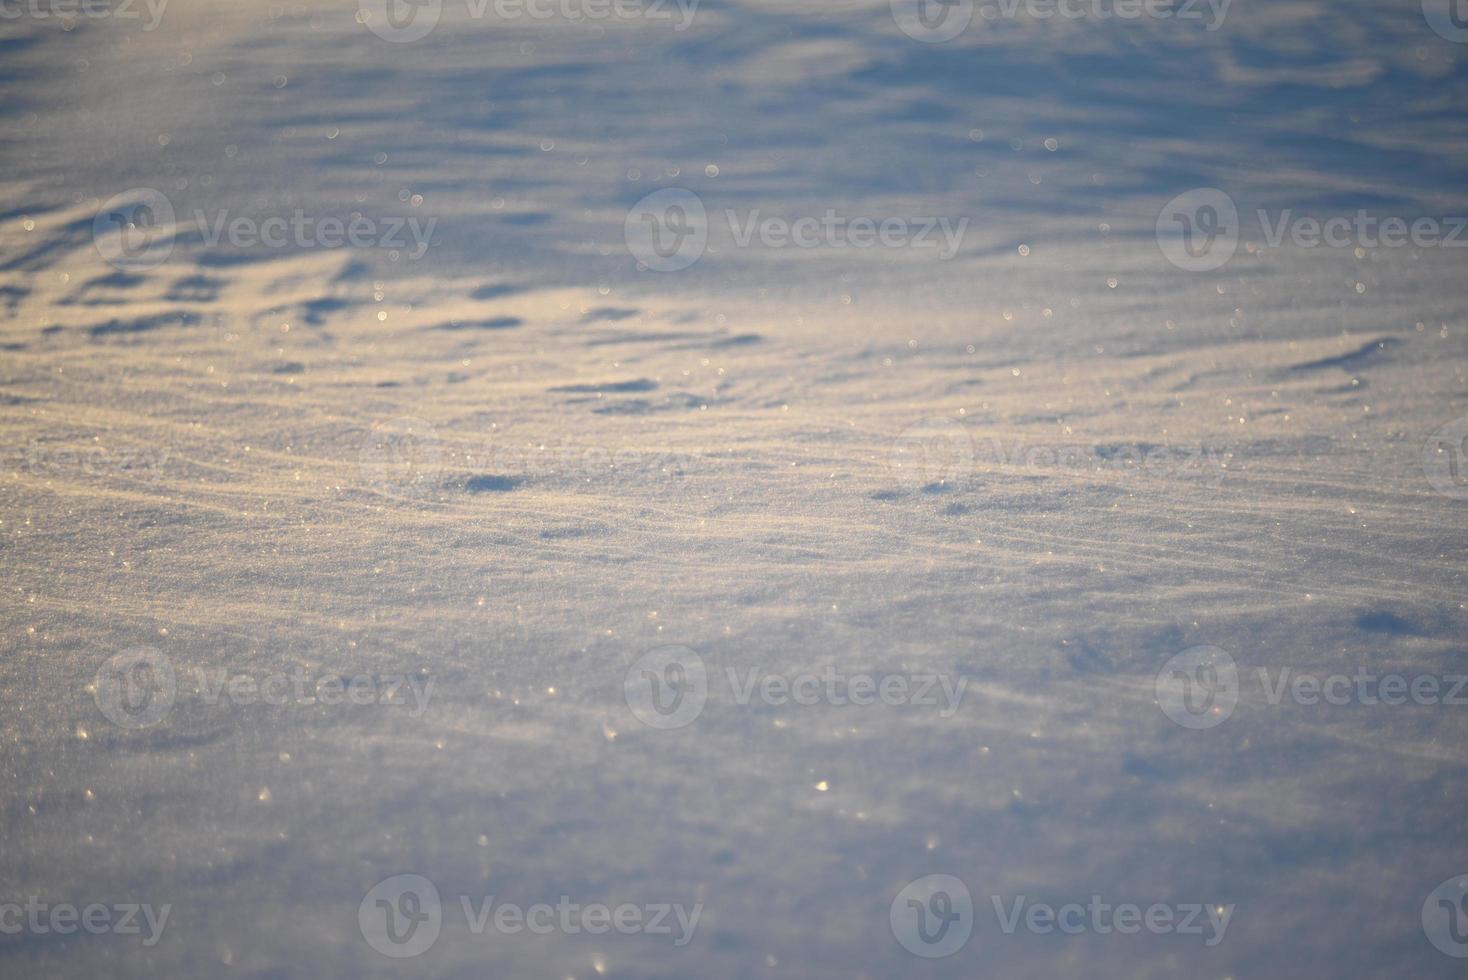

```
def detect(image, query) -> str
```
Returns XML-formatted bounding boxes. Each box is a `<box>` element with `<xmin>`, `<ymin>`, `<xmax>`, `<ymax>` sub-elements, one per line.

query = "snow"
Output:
<box><xmin>2</xmin><ymin>0</ymin><xmax>1467</xmax><ymax>976</ymax></box>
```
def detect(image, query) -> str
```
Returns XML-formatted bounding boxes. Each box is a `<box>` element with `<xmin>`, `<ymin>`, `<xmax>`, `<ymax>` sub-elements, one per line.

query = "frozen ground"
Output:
<box><xmin>2</xmin><ymin>0</ymin><xmax>1468</xmax><ymax>976</ymax></box>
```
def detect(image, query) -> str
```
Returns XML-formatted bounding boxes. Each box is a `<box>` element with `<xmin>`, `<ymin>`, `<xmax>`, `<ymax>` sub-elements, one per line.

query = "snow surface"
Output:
<box><xmin>2</xmin><ymin>0</ymin><xmax>1468</xmax><ymax>976</ymax></box>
